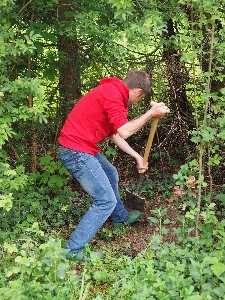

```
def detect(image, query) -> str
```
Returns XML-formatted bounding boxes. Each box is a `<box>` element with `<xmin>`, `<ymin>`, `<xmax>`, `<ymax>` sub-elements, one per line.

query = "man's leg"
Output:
<box><xmin>94</xmin><ymin>153</ymin><xmax>129</xmax><ymax>223</ymax></box>
<box><xmin>58</xmin><ymin>146</ymin><xmax>117</xmax><ymax>254</ymax></box>
<box><xmin>95</xmin><ymin>153</ymin><xmax>141</xmax><ymax>227</ymax></box>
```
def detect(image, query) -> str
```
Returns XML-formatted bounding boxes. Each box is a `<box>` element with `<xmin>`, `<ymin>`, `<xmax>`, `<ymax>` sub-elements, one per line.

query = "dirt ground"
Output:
<box><xmin>90</xmin><ymin>188</ymin><xmax>182</xmax><ymax>257</ymax></box>
<box><xmin>63</xmin><ymin>148</ymin><xmax>186</xmax><ymax>259</ymax></box>
<box><xmin>67</xmin><ymin>147</ymin><xmax>223</xmax><ymax>258</ymax></box>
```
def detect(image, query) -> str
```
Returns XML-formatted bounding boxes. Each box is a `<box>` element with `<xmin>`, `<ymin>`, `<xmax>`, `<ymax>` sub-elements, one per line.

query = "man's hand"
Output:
<box><xmin>110</xmin><ymin>134</ymin><xmax>149</xmax><ymax>173</ymax></box>
<box><xmin>149</xmin><ymin>102</ymin><xmax>170</xmax><ymax>118</ymax></box>
<box><xmin>136</xmin><ymin>156</ymin><xmax>148</xmax><ymax>173</ymax></box>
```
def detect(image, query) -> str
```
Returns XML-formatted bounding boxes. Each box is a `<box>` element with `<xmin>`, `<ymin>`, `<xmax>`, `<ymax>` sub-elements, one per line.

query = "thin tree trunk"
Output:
<box><xmin>195</xmin><ymin>24</ymin><xmax>215</xmax><ymax>237</ymax></box>
<box><xmin>200</xmin><ymin>19</ymin><xmax>225</xmax><ymax>95</ymax></box>
<box><xmin>28</xmin><ymin>8</ymin><xmax>37</xmax><ymax>173</ymax></box>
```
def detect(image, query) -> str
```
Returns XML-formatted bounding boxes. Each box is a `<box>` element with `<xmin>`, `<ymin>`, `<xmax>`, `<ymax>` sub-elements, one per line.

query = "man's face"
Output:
<box><xmin>127</xmin><ymin>88</ymin><xmax>145</xmax><ymax>105</ymax></box>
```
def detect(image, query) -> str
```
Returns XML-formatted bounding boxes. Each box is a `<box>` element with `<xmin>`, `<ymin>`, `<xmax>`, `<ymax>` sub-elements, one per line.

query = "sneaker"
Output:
<box><xmin>112</xmin><ymin>210</ymin><xmax>141</xmax><ymax>228</ymax></box>
<box><xmin>66</xmin><ymin>250</ymin><xmax>105</xmax><ymax>262</ymax></box>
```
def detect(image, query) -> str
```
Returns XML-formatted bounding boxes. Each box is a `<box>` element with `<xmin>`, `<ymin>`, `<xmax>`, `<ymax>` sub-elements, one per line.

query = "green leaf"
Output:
<box><xmin>59</xmin><ymin>166</ymin><xmax>70</xmax><ymax>176</ymax></box>
<box><xmin>161</xmin><ymin>227</ymin><xmax>169</xmax><ymax>234</ymax></box>
<box><xmin>39</xmin><ymin>154</ymin><xmax>53</xmax><ymax>166</ymax></box>
<box><xmin>105</xmin><ymin>146</ymin><xmax>116</xmax><ymax>158</ymax></box>
<box><xmin>39</xmin><ymin>172</ymin><xmax>49</xmax><ymax>183</ymax></box>
<box><xmin>0</xmin><ymin>193</ymin><xmax>13</xmax><ymax>211</ymax></box>
<box><xmin>4</xmin><ymin>243</ymin><xmax>18</xmax><ymax>253</ymax></box>
<box><xmin>57</xmin><ymin>262</ymin><xmax>69</xmax><ymax>279</ymax></box>
<box><xmin>43</xmin><ymin>68</ymin><xmax>58</xmax><ymax>81</ymax></box>
<box><xmin>148</xmin><ymin>217</ymin><xmax>159</xmax><ymax>224</ymax></box>
<box><xmin>48</xmin><ymin>174</ymin><xmax>65</xmax><ymax>188</ymax></box>
<box><xmin>26</xmin><ymin>214</ymin><xmax>34</xmax><ymax>222</ymax></box>
<box><xmin>42</xmin><ymin>258</ymin><xmax>54</xmax><ymax>267</ymax></box>
<box><xmin>201</xmin><ymin>127</ymin><xmax>217</xmax><ymax>142</ymax></box>
<box><xmin>163</xmin><ymin>218</ymin><xmax>171</xmax><ymax>225</ymax></box>
<box><xmin>5</xmin><ymin>266</ymin><xmax>20</xmax><ymax>278</ymax></box>
<box><xmin>218</xmin><ymin>130</ymin><xmax>225</xmax><ymax>140</ymax></box>
<box><xmin>189</xmin><ymin>259</ymin><xmax>201</xmax><ymax>282</ymax></box>
<box><xmin>161</xmin><ymin>208</ymin><xmax>168</xmax><ymax>216</ymax></box>
<box><xmin>215</xmin><ymin>194</ymin><xmax>225</xmax><ymax>206</ymax></box>
<box><xmin>211</xmin><ymin>263</ymin><xmax>225</xmax><ymax>277</ymax></box>
<box><xmin>41</xmin><ymin>33</ymin><xmax>57</xmax><ymax>44</ymax></box>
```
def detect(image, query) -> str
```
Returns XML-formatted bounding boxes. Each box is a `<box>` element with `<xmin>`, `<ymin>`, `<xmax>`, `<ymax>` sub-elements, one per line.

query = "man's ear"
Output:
<box><xmin>134</xmin><ymin>88</ymin><xmax>143</xmax><ymax>95</ymax></box>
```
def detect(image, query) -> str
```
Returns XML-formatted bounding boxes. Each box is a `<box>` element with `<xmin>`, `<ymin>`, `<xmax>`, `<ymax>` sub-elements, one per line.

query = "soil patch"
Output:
<box><xmin>91</xmin><ymin>195</ymin><xmax>183</xmax><ymax>257</ymax></box>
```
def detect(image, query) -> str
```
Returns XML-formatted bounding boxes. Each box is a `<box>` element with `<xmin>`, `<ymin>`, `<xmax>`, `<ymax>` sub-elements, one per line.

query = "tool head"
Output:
<box><xmin>125</xmin><ymin>189</ymin><xmax>145</xmax><ymax>211</ymax></box>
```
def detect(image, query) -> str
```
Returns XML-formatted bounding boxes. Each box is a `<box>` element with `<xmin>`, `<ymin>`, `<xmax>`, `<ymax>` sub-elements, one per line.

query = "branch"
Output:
<box><xmin>115</xmin><ymin>41</ymin><xmax>161</xmax><ymax>57</ymax></box>
<box><xmin>18</xmin><ymin>0</ymin><xmax>34</xmax><ymax>15</ymax></box>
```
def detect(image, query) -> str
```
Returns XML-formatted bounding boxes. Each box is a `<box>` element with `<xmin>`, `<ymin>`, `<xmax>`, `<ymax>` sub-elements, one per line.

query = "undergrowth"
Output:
<box><xmin>1</xmin><ymin>159</ymin><xmax>225</xmax><ymax>299</ymax></box>
<box><xmin>1</xmin><ymin>201</ymin><xmax>225</xmax><ymax>299</ymax></box>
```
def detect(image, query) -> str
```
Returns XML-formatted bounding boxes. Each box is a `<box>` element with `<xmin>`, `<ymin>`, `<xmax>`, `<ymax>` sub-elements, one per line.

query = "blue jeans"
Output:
<box><xmin>58</xmin><ymin>145</ymin><xmax>129</xmax><ymax>254</ymax></box>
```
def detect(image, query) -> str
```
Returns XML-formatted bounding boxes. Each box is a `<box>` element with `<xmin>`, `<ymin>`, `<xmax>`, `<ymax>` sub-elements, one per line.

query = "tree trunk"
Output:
<box><xmin>162</xmin><ymin>19</ymin><xmax>191</xmax><ymax>120</ymax></box>
<box><xmin>57</xmin><ymin>0</ymin><xmax>81</xmax><ymax>126</ymax></box>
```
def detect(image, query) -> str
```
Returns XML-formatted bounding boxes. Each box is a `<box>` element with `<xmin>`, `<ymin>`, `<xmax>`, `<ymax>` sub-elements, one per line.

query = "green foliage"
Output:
<box><xmin>148</xmin><ymin>207</ymin><xmax>171</xmax><ymax>235</ymax></box>
<box><xmin>96</xmin><ymin>225</ymin><xmax>130</xmax><ymax>242</ymax></box>
<box><xmin>0</xmin><ymin>186</ymin><xmax>225</xmax><ymax>299</ymax></box>
<box><xmin>0</xmin><ymin>154</ymin><xmax>90</xmax><ymax>238</ymax></box>
<box><xmin>104</xmin><ymin>146</ymin><xmax>117</xmax><ymax>161</ymax></box>
<box><xmin>0</xmin><ymin>236</ymin><xmax>73</xmax><ymax>300</ymax></box>
<box><xmin>127</xmin><ymin>174</ymin><xmax>175</xmax><ymax>201</ymax></box>
<box><xmin>90</xmin><ymin>208</ymin><xmax>225</xmax><ymax>299</ymax></box>
<box><xmin>0</xmin><ymin>153</ymin><xmax>28</xmax><ymax>210</ymax></box>
<box><xmin>0</xmin><ymin>1</ymin><xmax>225</xmax><ymax>298</ymax></box>
<box><xmin>173</xmin><ymin>162</ymin><xmax>208</xmax><ymax>188</ymax></box>
<box><xmin>215</xmin><ymin>194</ymin><xmax>225</xmax><ymax>206</ymax></box>
<box><xmin>39</xmin><ymin>154</ymin><xmax>70</xmax><ymax>188</ymax></box>
<box><xmin>0</xmin><ymin>2</ymin><xmax>48</xmax><ymax>147</ymax></box>
<box><xmin>0</xmin><ymin>183</ymin><xmax>86</xmax><ymax>239</ymax></box>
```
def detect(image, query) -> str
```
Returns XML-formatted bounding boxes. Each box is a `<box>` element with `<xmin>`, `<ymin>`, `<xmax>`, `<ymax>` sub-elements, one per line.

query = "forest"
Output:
<box><xmin>0</xmin><ymin>0</ymin><xmax>225</xmax><ymax>299</ymax></box>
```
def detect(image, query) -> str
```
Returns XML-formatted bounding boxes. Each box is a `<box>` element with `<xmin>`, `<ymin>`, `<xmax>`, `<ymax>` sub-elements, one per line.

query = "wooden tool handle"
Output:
<box><xmin>143</xmin><ymin>118</ymin><xmax>159</xmax><ymax>165</ymax></box>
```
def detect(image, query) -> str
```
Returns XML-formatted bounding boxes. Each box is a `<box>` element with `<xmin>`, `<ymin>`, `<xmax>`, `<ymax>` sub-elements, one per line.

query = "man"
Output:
<box><xmin>58</xmin><ymin>70</ymin><xmax>170</xmax><ymax>261</ymax></box>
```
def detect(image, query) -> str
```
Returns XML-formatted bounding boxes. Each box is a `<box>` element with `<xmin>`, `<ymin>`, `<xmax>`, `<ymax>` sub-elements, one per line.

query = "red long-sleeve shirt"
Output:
<box><xmin>58</xmin><ymin>77</ymin><xmax>129</xmax><ymax>155</ymax></box>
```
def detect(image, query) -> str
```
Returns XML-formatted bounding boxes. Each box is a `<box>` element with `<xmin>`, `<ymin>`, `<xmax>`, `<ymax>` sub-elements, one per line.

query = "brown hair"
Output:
<box><xmin>123</xmin><ymin>70</ymin><xmax>151</xmax><ymax>95</ymax></box>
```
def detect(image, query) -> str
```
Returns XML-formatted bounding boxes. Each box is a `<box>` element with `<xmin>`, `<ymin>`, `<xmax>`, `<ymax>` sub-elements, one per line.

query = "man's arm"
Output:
<box><xmin>117</xmin><ymin>102</ymin><xmax>170</xmax><ymax>139</ymax></box>
<box><xmin>109</xmin><ymin>133</ymin><xmax>148</xmax><ymax>173</ymax></box>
